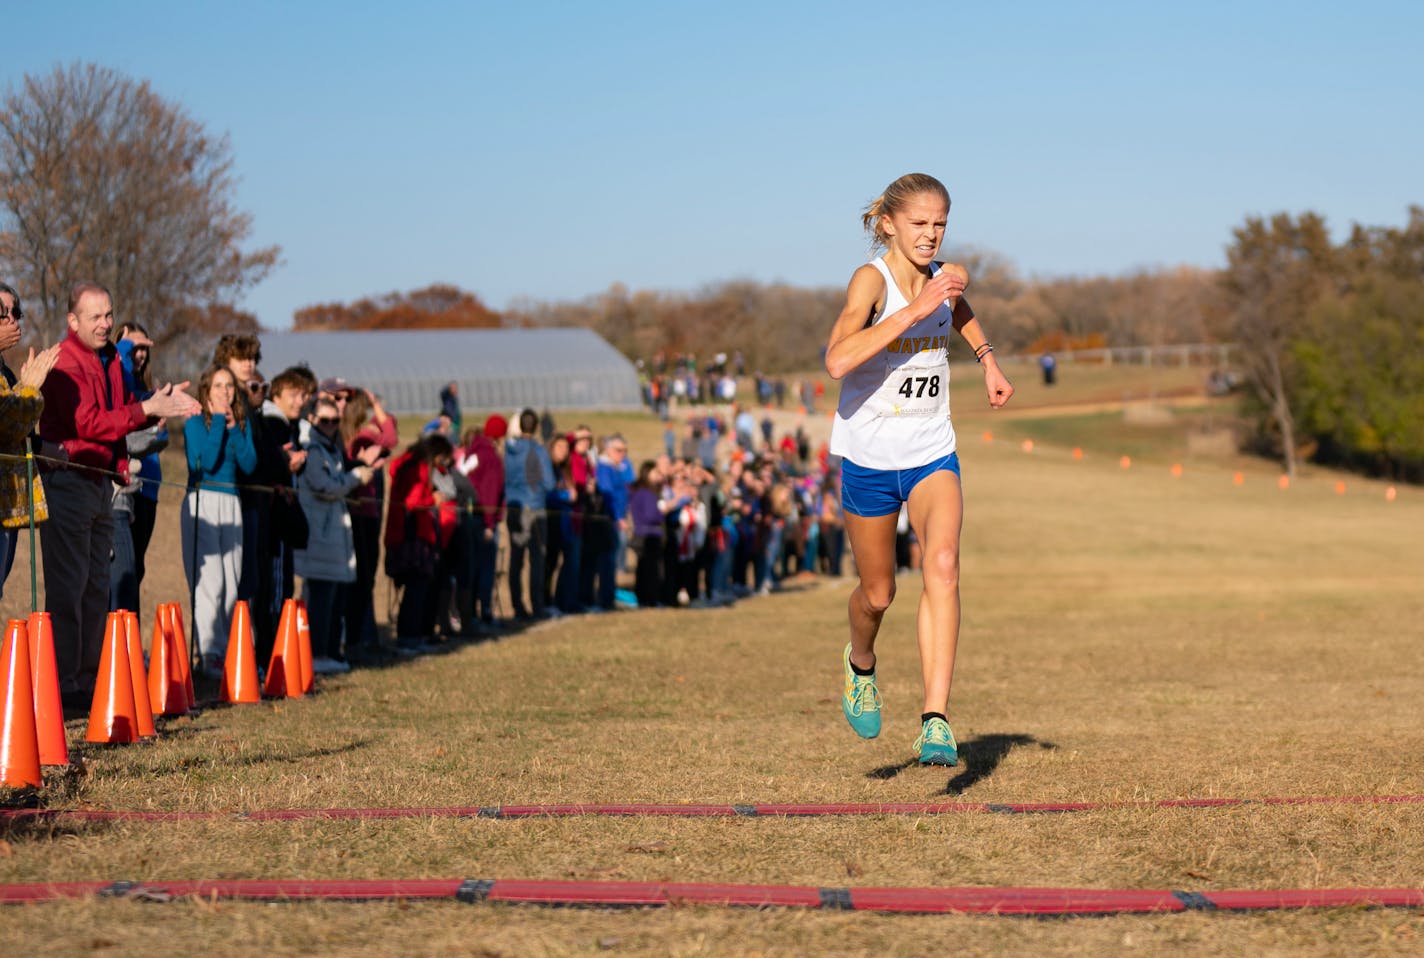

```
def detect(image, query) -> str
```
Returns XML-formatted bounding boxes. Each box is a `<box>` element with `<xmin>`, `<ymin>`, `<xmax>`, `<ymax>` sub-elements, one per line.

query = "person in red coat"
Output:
<box><xmin>456</xmin><ymin>416</ymin><xmax>506</xmax><ymax>629</ymax></box>
<box><xmin>384</xmin><ymin>433</ymin><xmax>455</xmax><ymax>648</ymax></box>
<box><xmin>38</xmin><ymin>283</ymin><xmax>199</xmax><ymax>703</ymax></box>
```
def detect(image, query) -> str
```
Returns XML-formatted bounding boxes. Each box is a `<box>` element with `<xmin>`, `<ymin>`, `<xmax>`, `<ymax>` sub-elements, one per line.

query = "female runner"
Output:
<box><xmin>826</xmin><ymin>173</ymin><xmax>1013</xmax><ymax>765</ymax></box>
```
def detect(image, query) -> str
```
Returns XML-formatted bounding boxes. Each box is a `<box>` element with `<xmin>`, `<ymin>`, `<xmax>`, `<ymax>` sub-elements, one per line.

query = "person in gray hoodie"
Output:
<box><xmin>296</xmin><ymin>396</ymin><xmax>377</xmax><ymax>673</ymax></box>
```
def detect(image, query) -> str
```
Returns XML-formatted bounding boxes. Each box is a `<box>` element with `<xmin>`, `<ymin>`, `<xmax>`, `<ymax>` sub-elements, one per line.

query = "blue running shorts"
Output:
<box><xmin>840</xmin><ymin>453</ymin><xmax>961</xmax><ymax>518</ymax></box>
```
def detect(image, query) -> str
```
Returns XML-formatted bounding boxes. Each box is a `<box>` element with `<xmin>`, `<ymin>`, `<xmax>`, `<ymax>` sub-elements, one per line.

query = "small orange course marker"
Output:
<box><xmin>1119</xmin><ymin>455</ymin><xmax>1132</xmax><ymax>470</ymax></box>
<box><xmin>1386</xmin><ymin>486</ymin><xmax>1398</xmax><ymax>502</ymax></box>
<box><xmin>1334</xmin><ymin>480</ymin><xmax>1347</xmax><ymax>496</ymax></box>
<box><xmin>1232</xmin><ymin>471</ymin><xmax>1245</xmax><ymax>486</ymax></box>
<box><xmin>1170</xmin><ymin>463</ymin><xmax>1184</xmax><ymax>478</ymax></box>
<box><xmin>1021</xmin><ymin>439</ymin><xmax>1034</xmax><ymax>453</ymax></box>
<box><xmin>1072</xmin><ymin>447</ymin><xmax>1083</xmax><ymax>461</ymax></box>
<box><xmin>1278</xmin><ymin>475</ymin><xmax>1290</xmax><ymax>491</ymax></box>
<box><xmin>982</xmin><ymin>430</ymin><xmax>993</xmax><ymax>444</ymax></box>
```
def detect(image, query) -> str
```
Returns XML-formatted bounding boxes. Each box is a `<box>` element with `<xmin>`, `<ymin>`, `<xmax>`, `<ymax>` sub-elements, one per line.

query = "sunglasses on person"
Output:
<box><xmin>314</xmin><ymin>415</ymin><xmax>340</xmax><ymax>426</ymax></box>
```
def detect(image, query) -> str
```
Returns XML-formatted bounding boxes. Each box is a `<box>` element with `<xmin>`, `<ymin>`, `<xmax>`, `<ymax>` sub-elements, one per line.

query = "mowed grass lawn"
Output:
<box><xmin>3</xmin><ymin>370</ymin><xmax>1424</xmax><ymax>955</ymax></box>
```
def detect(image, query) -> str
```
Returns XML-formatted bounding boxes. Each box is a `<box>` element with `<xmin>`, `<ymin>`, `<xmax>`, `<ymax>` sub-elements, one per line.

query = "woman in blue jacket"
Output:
<box><xmin>182</xmin><ymin>364</ymin><xmax>257</xmax><ymax>674</ymax></box>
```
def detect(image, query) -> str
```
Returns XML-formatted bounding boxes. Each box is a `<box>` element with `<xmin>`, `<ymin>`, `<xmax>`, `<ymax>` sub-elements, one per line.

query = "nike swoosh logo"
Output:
<box><xmin>937</xmin><ymin>317</ymin><xmax>948</xmax><ymax>328</ymax></box>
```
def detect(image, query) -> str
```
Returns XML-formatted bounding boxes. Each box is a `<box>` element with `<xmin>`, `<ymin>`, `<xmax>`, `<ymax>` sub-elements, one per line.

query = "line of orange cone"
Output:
<box><xmin>0</xmin><ymin>598</ymin><xmax>314</xmax><ymax>790</ymax></box>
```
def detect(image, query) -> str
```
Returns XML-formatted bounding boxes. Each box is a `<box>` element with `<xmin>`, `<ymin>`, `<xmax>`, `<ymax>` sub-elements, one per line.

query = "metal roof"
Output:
<box><xmin>258</xmin><ymin>328</ymin><xmax>642</xmax><ymax>414</ymax></box>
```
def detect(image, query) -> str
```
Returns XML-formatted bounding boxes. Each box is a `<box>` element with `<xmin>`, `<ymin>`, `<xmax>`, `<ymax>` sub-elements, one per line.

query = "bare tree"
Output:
<box><xmin>0</xmin><ymin>62</ymin><xmax>279</xmax><ymax>351</ymax></box>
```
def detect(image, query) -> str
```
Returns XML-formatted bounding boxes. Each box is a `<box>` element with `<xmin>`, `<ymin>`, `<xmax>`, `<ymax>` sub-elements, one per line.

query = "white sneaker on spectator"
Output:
<box><xmin>311</xmin><ymin>656</ymin><xmax>351</xmax><ymax>674</ymax></box>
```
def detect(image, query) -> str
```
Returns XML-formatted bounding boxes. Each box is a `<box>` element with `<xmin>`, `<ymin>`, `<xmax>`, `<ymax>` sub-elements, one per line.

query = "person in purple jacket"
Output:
<box><xmin>628</xmin><ymin>460</ymin><xmax>666</xmax><ymax>609</ymax></box>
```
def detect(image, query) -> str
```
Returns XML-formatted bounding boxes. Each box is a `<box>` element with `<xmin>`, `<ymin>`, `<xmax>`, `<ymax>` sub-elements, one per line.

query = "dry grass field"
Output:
<box><xmin>2</xmin><ymin>364</ymin><xmax>1422</xmax><ymax>956</ymax></box>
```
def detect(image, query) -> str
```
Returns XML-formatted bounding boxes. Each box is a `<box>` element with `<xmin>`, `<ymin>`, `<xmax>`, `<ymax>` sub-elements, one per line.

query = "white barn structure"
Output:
<box><xmin>256</xmin><ymin>328</ymin><xmax>642</xmax><ymax>415</ymax></box>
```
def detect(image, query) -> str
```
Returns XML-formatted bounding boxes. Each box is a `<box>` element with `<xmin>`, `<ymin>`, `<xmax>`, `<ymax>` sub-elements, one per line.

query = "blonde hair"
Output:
<box><xmin>862</xmin><ymin>173</ymin><xmax>951</xmax><ymax>249</ymax></box>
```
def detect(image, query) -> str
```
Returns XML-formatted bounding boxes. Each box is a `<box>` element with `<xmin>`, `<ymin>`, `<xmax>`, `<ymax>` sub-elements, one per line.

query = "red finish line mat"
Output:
<box><xmin>1</xmin><ymin>878</ymin><xmax>1422</xmax><ymax>915</ymax></box>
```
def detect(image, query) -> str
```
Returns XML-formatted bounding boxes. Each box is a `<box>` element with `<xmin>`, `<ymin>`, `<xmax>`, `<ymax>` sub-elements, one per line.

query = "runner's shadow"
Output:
<box><xmin>864</xmin><ymin>733</ymin><xmax>1055</xmax><ymax>791</ymax></box>
<box><xmin>944</xmin><ymin>733</ymin><xmax>1055</xmax><ymax>795</ymax></box>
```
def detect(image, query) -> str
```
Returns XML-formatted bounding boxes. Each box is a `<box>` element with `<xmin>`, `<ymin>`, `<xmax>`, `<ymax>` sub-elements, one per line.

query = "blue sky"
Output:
<box><xmin>5</xmin><ymin>1</ymin><xmax>1421</xmax><ymax>328</ymax></box>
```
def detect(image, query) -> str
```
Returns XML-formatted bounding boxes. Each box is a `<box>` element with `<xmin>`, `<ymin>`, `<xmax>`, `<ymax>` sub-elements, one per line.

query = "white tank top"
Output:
<box><xmin>829</xmin><ymin>257</ymin><xmax>958</xmax><ymax>470</ymax></box>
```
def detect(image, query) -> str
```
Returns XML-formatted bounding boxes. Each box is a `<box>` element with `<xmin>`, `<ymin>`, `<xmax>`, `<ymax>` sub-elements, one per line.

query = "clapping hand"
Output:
<box><xmin>283</xmin><ymin>442</ymin><xmax>307</xmax><ymax>473</ymax></box>
<box><xmin>17</xmin><ymin>344</ymin><xmax>61</xmax><ymax>391</ymax></box>
<box><xmin>208</xmin><ymin>386</ymin><xmax>234</xmax><ymax>426</ymax></box>
<box><xmin>143</xmin><ymin>381</ymin><xmax>202</xmax><ymax>420</ymax></box>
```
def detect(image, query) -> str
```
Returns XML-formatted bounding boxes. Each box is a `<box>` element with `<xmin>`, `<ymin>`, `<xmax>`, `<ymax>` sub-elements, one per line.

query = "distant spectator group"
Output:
<box><xmin>0</xmin><ymin>280</ymin><xmax>856</xmax><ymax>711</ymax></box>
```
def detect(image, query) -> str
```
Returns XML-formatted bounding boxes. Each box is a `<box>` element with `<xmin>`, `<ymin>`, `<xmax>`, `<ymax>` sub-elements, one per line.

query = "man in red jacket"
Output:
<box><xmin>39</xmin><ymin>283</ymin><xmax>200</xmax><ymax>704</ymax></box>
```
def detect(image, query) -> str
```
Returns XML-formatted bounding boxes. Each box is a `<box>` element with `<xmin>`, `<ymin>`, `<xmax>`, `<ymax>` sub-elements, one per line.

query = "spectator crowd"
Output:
<box><xmin>0</xmin><ymin>281</ymin><xmax>855</xmax><ymax>712</ymax></box>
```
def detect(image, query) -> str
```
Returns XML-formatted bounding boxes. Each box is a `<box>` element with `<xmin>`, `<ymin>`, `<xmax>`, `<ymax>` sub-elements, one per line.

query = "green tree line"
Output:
<box><xmin>1222</xmin><ymin>208</ymin><xmax>1424</xmax><ymax>481</ymax></box>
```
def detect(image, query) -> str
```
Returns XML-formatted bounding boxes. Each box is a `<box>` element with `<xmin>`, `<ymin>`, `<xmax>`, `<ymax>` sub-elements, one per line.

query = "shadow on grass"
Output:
<box><xmin>0</xmin><ymin>812</ymin><xmax>108</xmax><ymax>843</ymax></box>
<box><xmin>944</xmin><ymin>733</ymin><xmax>1057</xmax><ymax>795</ymax></box>
<box><xmin>138</xmin><ymin>739</ymin><xmax>374</xmax><ymax>775</ymax></box>
<box><xmin>865</xmin><ymin>733</ymin><xmax>1057</xmax><ymax>794</ymax></box>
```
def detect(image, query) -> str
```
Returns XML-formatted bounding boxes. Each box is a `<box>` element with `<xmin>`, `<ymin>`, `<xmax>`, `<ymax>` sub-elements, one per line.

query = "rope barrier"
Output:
<box><xmin>1</xmin><ymin>877</ymin><xmax>1420</xmax><ymax>914</ymax></box>
<box><xmin>3</xmin><ymin>793</ymin><xmax>1421</xmax><ymax>825</ymax></box>
<box><xmin>0</xmin><ymin>450</ymin><xmax>609</xmax><ymax>522</ymax></box>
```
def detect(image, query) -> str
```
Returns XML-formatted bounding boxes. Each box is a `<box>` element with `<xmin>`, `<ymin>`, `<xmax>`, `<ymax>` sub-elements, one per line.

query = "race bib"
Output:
<box><xmin>868</xmin><ymin>357</ymin><xmax>949</xmax><ymax>419</ymax></box>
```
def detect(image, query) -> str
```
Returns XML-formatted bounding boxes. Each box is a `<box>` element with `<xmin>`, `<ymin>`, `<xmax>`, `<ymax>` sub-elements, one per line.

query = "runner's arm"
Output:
<box><xmin>953</xmin><ymin>302</ymin><xmax>1015</xmax><ymax>409</ymax></box>
<box><xmin>826</xmin><ymin>264</ymin><xmax>969</xmax><ymax>380</ymax></box>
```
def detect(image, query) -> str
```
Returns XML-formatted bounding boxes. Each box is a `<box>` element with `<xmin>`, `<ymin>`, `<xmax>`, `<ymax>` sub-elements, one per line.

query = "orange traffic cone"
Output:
<box><xmin>122</xmin><ymin>612</ymin><xmax>157</xmax><ymax>737</ymax></box>
<box><xmin>220</xmin><ymin>600</ymin><xmax>261</xmax><ymax>704</ymax></box>
<box><xmin>295</xmin><ymin>600</ymin><xmax>314</xmax><ymax>694</ymax></box>
<box><xmin>1</xmin><ymin>619</ymin><xmax>42</xmax><ymax>787</ymax></box>
<box><xmin>263</xmin><ymin>600</ymin><xmax>303</xmax><ymax>699</ymax></box>
<box><xmin>164</xmin><ymin>603</ymin><xmax>196</xmax><ymax>707</ymax></box>
<box><xmin>26</xmin><ymin>613</ymin><xmax>68</xmax><ymax>767</ymax></box>
<box><xmin>168</xmin><ymin>610</ymin><xmax>194</xmax><ymax>713</ymax></box>
<box><xmin>148</xmin><ymin>611</ymin><xmax>187</xmax><ymax>716</ymax></box>
<box><xmin>86</xmin><ymin>613</ymin><xmax>141</xmax><ymax>744</ymax></box>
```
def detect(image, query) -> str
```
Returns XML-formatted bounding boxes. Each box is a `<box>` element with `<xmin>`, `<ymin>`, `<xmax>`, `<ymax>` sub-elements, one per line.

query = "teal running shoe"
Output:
<box><xmin>841</xmin><ymin>643</ymin><xmax>881</xmax><ymax>738</ymax></box>
<box><xmin>914</xmin><ymin>716</ymin><xmax>958</xmax><ymax>766</ymax></box>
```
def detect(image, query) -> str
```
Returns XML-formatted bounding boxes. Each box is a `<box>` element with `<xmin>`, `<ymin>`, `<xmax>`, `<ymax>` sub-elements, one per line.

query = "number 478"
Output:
<box><xmin>897</xmin><ymin>375</ymin><xmax>940</xmax><ymax>399</ymax></box>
